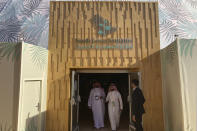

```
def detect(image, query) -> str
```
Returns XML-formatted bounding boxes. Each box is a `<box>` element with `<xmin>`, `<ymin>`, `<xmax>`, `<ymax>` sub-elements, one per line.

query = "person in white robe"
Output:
<box><xmin>88</xmin><ymin>81</ymin><xmax>106</xmax><ymax>129</ymax></box>
<box><xmin>106</xmin><ymin>83</ymin><xmax>123</xmax><ymax>131</ymax></box>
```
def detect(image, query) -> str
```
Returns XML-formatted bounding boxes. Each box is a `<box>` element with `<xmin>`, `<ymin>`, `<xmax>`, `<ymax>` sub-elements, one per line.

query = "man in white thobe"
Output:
<box><xmin>88</xmin><ymin>81</ymin><xmax>105</xmax><ymax>129</ymax></box>
<box><xmin>106</xmin><ymin>83</ymin><xmax>123</xmax><ymax>131</ymax></box>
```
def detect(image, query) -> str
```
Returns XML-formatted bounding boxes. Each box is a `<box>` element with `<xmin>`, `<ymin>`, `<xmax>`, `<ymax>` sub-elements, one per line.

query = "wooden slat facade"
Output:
<box><xmin>47</xmin><ymin>1</ymin><xmax>164</xmax><ymax>131</ymax></box>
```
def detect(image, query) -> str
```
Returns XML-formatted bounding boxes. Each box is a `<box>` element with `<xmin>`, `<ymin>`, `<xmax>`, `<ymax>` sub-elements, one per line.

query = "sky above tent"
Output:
<box><xmin>0</xmin><ymin>0</ymin><xmax>197</xmax><ymax>49</ymax></box>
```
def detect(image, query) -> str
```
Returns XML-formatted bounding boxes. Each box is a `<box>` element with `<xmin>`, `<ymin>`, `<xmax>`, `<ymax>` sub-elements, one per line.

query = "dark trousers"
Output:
<box><xmin>134</xmin><ymin>114</ymin><xmax>143</xmax><ymax>131</ymax></box>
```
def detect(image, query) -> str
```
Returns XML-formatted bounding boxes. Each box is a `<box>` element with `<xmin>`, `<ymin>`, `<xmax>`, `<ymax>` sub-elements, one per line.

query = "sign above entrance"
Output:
<box><xmin>75</xmin><ymin>39</ymin><xmax>133</xmax><ymax>49</ymax></box>
<box><xmin>77</xmin><ymin>43</ymin><xmax>133</xmax><ymax>50</ymax></box>
<box><xmin>75</xmin><ymin>39</ymin><xmax>132</xmax><ymax>43</ymax></box>
<box><xmin>75</xmin><ymin>14</ymin><xmax>133</xmax><ymax>50</ymax></box>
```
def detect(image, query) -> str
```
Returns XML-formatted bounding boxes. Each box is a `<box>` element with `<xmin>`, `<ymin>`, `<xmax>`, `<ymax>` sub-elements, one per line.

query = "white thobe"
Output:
<box><xmin>88</xmin><ymin>88</ymin><xmax>105</xmax><ymax>129</ymax></box>
<box><xmin>106</xmin><ymin>91</ymin><xmax>123</xmax><ymax>130</ymax></box>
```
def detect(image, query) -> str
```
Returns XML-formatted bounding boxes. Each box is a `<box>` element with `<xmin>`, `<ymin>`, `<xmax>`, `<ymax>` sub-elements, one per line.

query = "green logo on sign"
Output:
<box><xmin>89</xmin><ymin>15</ymin><xmax>117</xmax><ymax>36</ymax></box>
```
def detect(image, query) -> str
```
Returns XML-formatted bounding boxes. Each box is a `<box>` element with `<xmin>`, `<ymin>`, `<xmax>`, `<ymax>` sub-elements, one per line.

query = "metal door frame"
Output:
<box><xmin>70</xmin><ymin>69</ymin><xmax>140</xmax><ymax>131</ymax></box>
<box><xmin>70</xmin><ymin>71</ymin><xmax>80</xmax><ymax>131</ymax></box>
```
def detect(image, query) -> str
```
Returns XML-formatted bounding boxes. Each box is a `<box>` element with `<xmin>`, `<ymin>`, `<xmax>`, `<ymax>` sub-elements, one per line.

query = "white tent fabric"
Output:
<box><xmin>161</xmin><ymin>40</ymin><xmax>184</xmax><ymax>131</ymax></box>
<box><xmin>178</xmin><ymin>39</ymin><xmax>197</xmax><ymax>131</ymax></box>
<box><xmin>161</xmin><ymin>39</ymin><xmax>197</xmax><ymax>131</ymax></box>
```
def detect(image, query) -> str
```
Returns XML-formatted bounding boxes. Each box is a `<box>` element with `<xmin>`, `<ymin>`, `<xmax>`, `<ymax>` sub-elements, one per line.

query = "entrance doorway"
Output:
<box><xmin>70</xmin><ymin>70</ymin><xmax>140</xmax><ymax>131</ymax></box>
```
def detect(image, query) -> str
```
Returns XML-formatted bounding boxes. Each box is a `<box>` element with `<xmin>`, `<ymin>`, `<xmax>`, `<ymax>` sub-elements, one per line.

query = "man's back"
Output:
<box><xmin>132</xmin><ymin>87</ymin><xmax>145</xmax><ymax>115</ymax></box>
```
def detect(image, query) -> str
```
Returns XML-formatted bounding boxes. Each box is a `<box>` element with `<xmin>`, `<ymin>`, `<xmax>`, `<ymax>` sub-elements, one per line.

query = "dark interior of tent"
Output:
<box><xmin>78</xmin><ymin>73</ymin><xmax>132</xmax><ymax>130</ymax></box>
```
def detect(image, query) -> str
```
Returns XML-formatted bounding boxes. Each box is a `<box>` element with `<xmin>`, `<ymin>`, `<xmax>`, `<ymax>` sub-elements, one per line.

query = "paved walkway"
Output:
<box><xmin>79</xmin><ymin>102</ymin><xmax>130</xmax><ymax>131</ymax></box>
<box><xmin>79</xmin><ymin>113</ymin><xmax>129</xmax><ymax>131</ymax></box>
<box><xmin>80</xmin><ymin>125</ymin><xmax>129</xmax><ymax>131</ymax></box>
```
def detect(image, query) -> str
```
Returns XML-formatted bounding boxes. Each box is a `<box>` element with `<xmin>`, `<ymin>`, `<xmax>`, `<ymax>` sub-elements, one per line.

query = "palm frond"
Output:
<box><xmin>159</xmin><ymin>0</ymin><xmax>194</xmax><ymax>23</ymax></box>
<box><xmin>176</xmin><ymin>21</ymin><xmax>197</xmax><ymax>38</ymax></box>
<box><xmin>0</xmin><ymin>6</ymin><xmax>22</xmax><ymax>43</ymax></box>
<box><xmin>0</xmin><ymin>4</ymin><xmax>13</xmax><ymax>20</ymax></box>
<box><xmin>29</xmin><ymin>45</ymin><xmax>47</xmax><ymax>70</ymax></box>
<box><xmin>21</xmin><ymin>14</ymin><xmax>49</xmax><ymax>46</ymax></box>
<box><xmin>0</xmin><ymin>56</ymin><xmax>2</xmax><ymax>64</ymax></box>
<box><xmin>38</xmin><ymin>26</ymin><xmax>49</xmax><ymax>48</ymax></box>
<box><xmin>158</xmin><ymin>7</ymin><xmax>171</xmax><ymax>22</ymax></box>
<box><xmin>184</xmin><ymin>0</ymin><xmax>197</xmax><ymax>8</ymax></box>
<box><xmin>0</xmin><ymin>42</ymin><xmax>21</xmax><ymax>62</ymax></box>
<box><xmin>0</xmin><ymin>0</ymin><xmax>10</xmax><ymax>13</ymax></box>
<box><xmin>165</xmin><ymin>41</ymin><xmax>178</xmax><ymax>63</ymax></box>
<box><xmin>160</xmin><ymin>19</ymin><xmax>177</xmax><ymax>47</ymax></box>
<box><xmin>0</xmin><ymin>122</ymin><xmax>13</xmax><ymax>131</ymax></box>
<box><xmin>21</xmin><ymin>0</ymin><xmax>42</xmax><ymax>16</ymax></box>
<box><xmin>179</xmin><ymin>39</ymin><xmax>196</xmax><ymax>57</ymax></box>
<box><xmin>30</xmin><ymin>0</ymin><xmax>49</xmax><ymax>16</ymax></box>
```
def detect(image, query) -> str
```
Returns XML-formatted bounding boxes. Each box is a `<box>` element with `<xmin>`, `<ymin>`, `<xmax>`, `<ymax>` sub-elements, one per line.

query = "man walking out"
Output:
<box><xmin>88</xmin><ymin>81</ymin><xmax>105</xmax><ymax>129</ymax></box>
<box><xmin>106</xmin><ymin>83</ymin><xmax>123</xmax><ymax>131</ymax></box>
<box><xmin>131</xmin><ymin>79</ymin><xmax>145</xmax><ymax>131</ymax></box>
